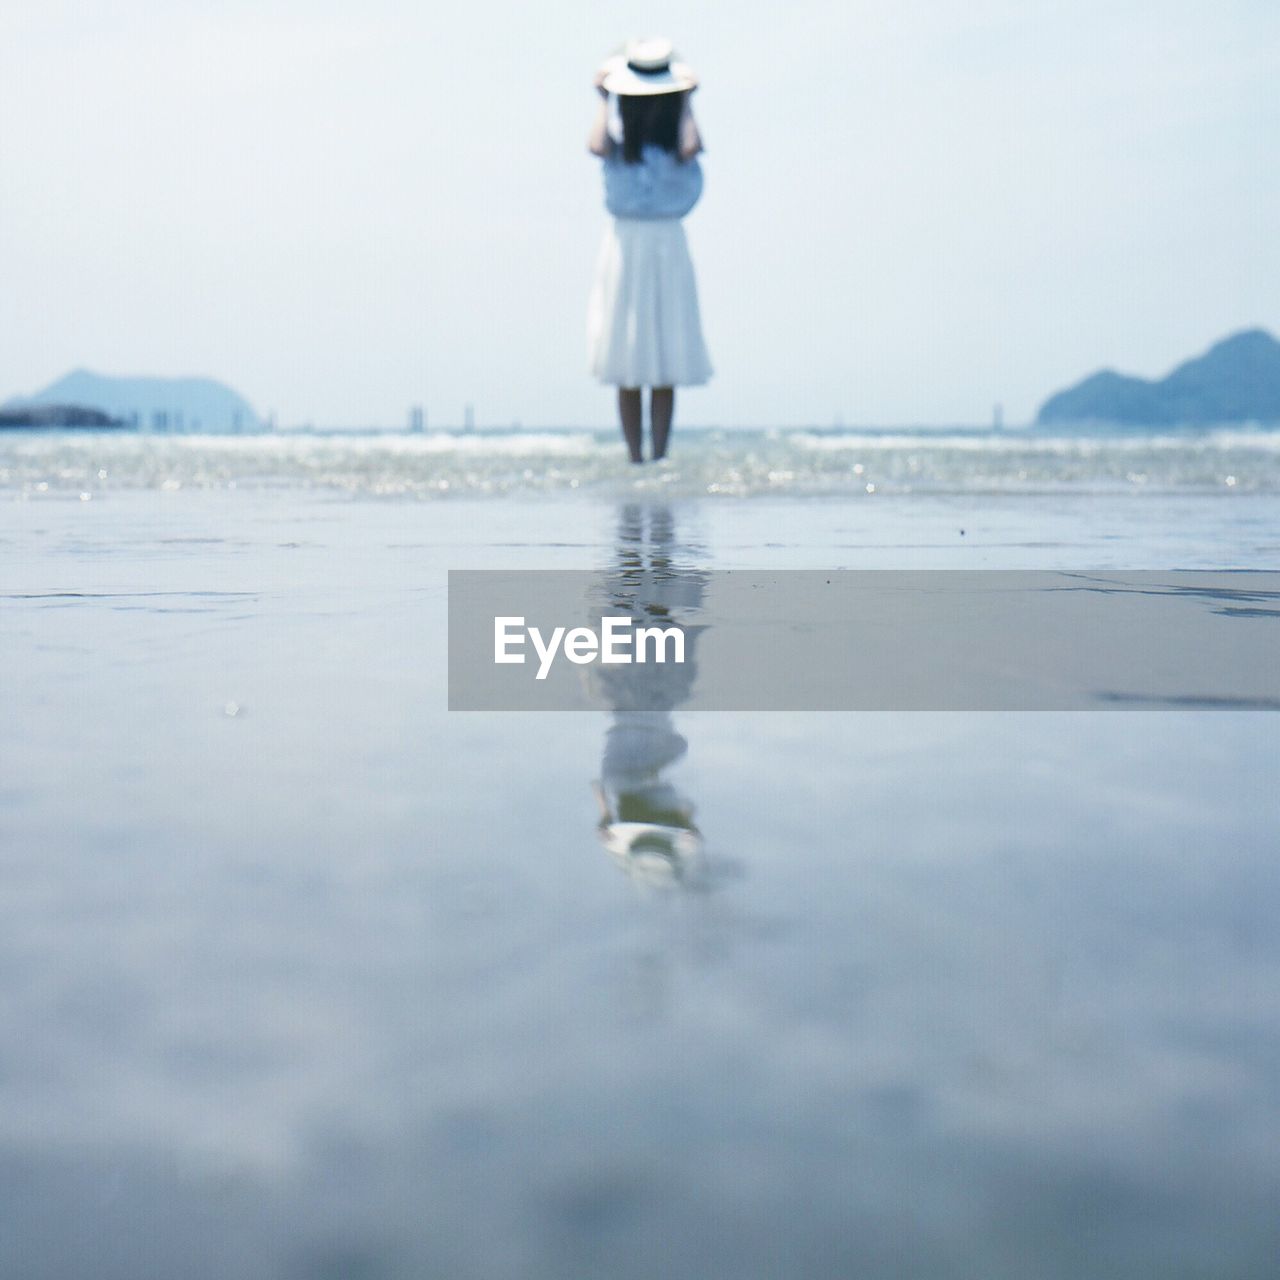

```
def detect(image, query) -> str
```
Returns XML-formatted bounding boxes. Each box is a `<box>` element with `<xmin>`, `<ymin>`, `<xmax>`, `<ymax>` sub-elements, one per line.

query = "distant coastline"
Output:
<box><xmin>6</xmin><ymin>333</ymin><xmax>1280</xmax><ymax>434</ymax></box>
<box><xmin>0</xmin><ymin>404</ymin><xmax>123</xmax><ymax>429</ymax></box>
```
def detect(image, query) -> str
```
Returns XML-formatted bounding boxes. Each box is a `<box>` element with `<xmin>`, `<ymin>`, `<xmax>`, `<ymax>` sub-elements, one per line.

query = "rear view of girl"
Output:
<box><xmin>587</xmin><ymin>38</ymin><xmax>713</xmax><ymax>463</ymax></box>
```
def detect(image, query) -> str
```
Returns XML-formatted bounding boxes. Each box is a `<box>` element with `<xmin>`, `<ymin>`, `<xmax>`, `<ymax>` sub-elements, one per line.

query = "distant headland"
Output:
<box><xmin>1</xmin><ymin>370</ymin><xmax>260</xmax><ymax>432</ymax></box>
<box><xmin>1037</xmin><ymin>329</ymin><xmax>1280</xmax><ymax>427</ymax></box>
<box><xmin>0</xmin><ymin>404</ymin><xmax>123</xmax><ymax>429</ymax></box>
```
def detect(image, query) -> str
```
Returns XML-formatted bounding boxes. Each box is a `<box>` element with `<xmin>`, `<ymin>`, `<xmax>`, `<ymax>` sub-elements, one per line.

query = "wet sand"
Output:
<box><xmin>3</xmin><ymin>487</ymin><xmax>1279</xmax><ymax>1278</ymax></box>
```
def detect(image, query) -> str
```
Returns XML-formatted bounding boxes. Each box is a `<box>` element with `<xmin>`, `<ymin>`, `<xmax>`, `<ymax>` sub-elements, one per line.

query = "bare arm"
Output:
<box><xmin>679</xmin><ymin>90</ymin><xmax>703</xmax><ymax>161</ymax></box>
<box><xmin>592</xmin><ymin>780</ymin><xmax>613</xmax><ymax>823</ymax></box>
<box><xmin>587</xmin><ymin>72</ymin><xmax>612</xmax><ymax>157</ymax></box>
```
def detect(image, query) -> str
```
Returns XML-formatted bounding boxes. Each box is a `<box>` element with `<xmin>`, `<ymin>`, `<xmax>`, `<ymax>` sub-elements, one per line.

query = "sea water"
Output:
<box><xmin>2</xmin><ymin>430</ymin><xmax>1278</xmax><ymax>1279</ymax></box>
<box><xmin>3</xmin><ymin>423</ymin><xmax>1279</xmax><ymax>498</ymax></box>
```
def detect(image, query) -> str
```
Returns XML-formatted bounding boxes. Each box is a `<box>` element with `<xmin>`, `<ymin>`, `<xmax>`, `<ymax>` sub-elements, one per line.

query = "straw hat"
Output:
<box><xmin>599</xmin><ymin>37</ymin><xmax>696</xmax><ymax>96</ymax></box>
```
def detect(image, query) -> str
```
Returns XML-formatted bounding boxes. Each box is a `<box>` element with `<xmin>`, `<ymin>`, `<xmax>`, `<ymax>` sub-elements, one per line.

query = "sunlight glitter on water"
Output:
<box><xmin>4</xmin><ymin>426</ymin><xmax>1280</xmax><ymax>499</ymax></box>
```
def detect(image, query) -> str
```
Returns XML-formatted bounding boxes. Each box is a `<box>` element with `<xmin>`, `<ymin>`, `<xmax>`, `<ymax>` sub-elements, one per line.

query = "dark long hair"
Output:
<box><xmin>619</xmin><ymin>91</ymin><xmax>685</xmax><ymax>164</ymax></box>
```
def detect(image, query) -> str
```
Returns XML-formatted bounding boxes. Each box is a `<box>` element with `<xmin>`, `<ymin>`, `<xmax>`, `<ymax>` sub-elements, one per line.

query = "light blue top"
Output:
<box><xmin>603</xmin><ymin>144</ymin><xmax>703</xmax><ymax>220</ymax></box>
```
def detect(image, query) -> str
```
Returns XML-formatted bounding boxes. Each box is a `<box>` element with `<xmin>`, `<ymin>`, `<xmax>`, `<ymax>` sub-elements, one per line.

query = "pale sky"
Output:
<box><xmin>2</xmin><ymin>1</ymin><xmax>1277</xmax><ymax>428</ymax></box>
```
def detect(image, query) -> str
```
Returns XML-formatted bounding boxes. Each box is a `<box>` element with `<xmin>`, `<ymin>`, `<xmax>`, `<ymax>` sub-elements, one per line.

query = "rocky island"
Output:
<box><xmin>1037</xmin><ymin>328</ymin><xmax>1280</xmax><ymax>427</ymax></box>
<box><xmin>2</xmin><ymin>370</ymin><xmax>261</xmax><ymax>432</ymax></box>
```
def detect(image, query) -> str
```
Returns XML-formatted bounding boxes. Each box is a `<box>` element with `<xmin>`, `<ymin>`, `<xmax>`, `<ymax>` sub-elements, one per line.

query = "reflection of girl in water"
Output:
<box><xmin>594</xmin><ymin>713</ymin><xmax>701</xmax><ymax>884</ymax></box>
<box><xmin>588</xmin><ymin>503</ymin><xmax>706</xmax><ymax>885</ymax></box>
<box><xmin>586</xmin><ymin>38</ymin><xmax>713</xmax><ymax>464</ymax></box>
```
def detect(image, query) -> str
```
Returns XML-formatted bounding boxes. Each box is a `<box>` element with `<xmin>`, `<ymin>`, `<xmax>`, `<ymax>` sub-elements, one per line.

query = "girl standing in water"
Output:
<box><xmin>587</xmin><ymin>38</ymin><xmax>713</xmax><ymax>463</ymax></box>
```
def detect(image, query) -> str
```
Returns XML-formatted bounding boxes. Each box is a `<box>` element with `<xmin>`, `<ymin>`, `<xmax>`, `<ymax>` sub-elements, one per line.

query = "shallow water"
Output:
<box><xmin>3</xmin><ymin>423</ymin><xmax>1279</xmax><ymax>499</ymax></box>
<box><xmin>2</xmin><ymin>483</ymin><xmax>1279</xmax><ymax>1278</ymax></box>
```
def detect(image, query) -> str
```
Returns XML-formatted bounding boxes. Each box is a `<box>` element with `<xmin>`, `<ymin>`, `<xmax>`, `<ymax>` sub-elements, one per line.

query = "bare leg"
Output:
<box><xmin>650</xmin><ymin>386</ymin><xmax>674</xmax><ymax>460</ymax></box>
<box><xmin>617</xmin><ymin>388</ymin><xmax>643</xmax><ymax>463</ymax></box>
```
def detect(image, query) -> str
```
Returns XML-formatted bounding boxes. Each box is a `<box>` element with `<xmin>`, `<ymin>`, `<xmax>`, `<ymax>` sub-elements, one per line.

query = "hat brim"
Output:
<box><xmin>600</xmin><ymin>56</ymin><xmax>696</xmax><ymax>97</ymax></box>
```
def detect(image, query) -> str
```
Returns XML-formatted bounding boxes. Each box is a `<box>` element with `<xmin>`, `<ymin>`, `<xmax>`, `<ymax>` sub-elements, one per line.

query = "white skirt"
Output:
<box><xmin>587</xmin><ymin>218</ymin><xmax>713</xmax><ymax>388</ymax></box>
